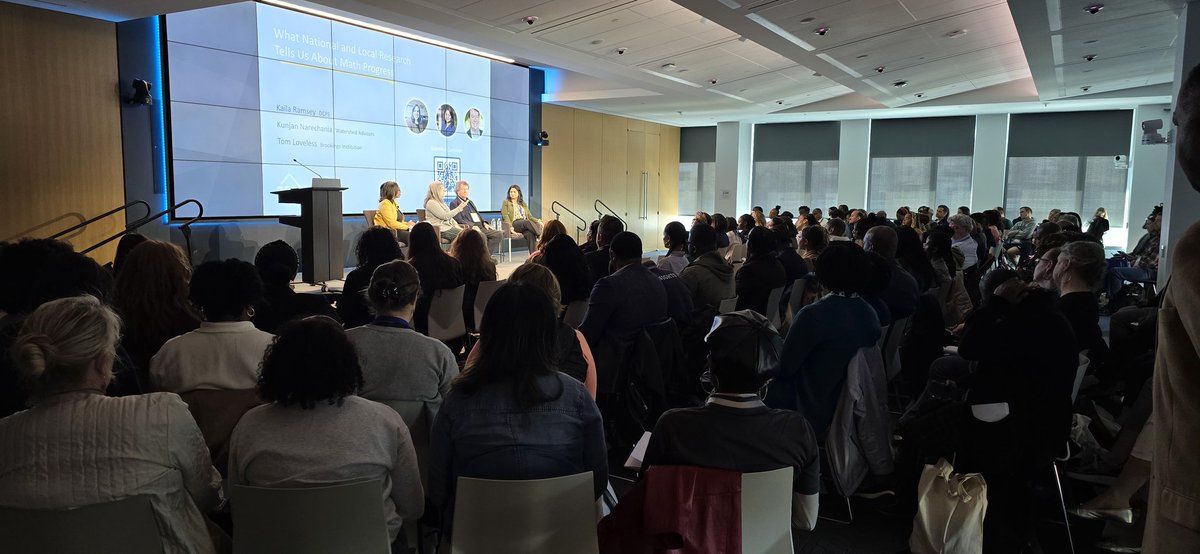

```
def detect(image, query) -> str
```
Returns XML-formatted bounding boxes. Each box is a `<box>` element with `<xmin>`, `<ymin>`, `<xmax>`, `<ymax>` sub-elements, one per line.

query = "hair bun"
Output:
<box><xmin>13</xmin><ymin>332</ymin><xmax>56</xmax><ymax>380</ymax></box>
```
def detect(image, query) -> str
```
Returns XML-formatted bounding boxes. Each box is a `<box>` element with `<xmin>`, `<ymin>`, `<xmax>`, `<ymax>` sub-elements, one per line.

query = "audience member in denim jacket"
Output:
<box><xmin>428</xmin><ymin>282</ymin><xmax>608</xmax><ymax>530</ymax></box>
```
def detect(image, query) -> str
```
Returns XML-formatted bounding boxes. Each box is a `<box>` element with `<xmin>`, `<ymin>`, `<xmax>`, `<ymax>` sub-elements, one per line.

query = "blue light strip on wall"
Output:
<box><xmin>151</xmin><ymin>16</ymin><xmax>170</xmax><ymax>223</ymax></box>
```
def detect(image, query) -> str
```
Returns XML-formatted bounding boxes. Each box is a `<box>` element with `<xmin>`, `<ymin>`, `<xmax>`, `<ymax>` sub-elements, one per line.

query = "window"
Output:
<box><xmin>867</xmin><ymin>117</ymin><xmax>976</xmax><ymax>213</ymax></box>
<box><xmin>1004</xmin><ymin>156</ymin><xmax>1128</xmax><ymax>226</ymax></box>
<box><xmin>1006</xmin><ymin>110</ymin><xmax>1133</xmax><ymax>226</ymax></box>
<box><xmin>751</xmin><ymin>122</ymin><xmax>840</xmax><ymax>213</ymax></box>
<box><xmin>678</xmin><ymin>161</ymin><xmax>716</xmax><ymax>216</ymax></box>
<box><xmin>751</xmin><ymin>160</ymin><xmax>839</xmax><ymax>212</ymax></box>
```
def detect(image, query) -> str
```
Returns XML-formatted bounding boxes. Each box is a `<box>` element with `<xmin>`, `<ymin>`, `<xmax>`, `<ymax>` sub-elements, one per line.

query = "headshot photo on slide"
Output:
<box><xmin>438</xmin><ymin>104</ymin><xmax>457</xmax><ymax>137</ymax></box>
<box><xmin>466</xmin><ymin>108</ymin><xmax>484</xmax><ymax>139</ymax></box>
<box><xmin>406</xmin><ymin>99</ymin><xmax>428</xmax><ymax>134</ymax></box>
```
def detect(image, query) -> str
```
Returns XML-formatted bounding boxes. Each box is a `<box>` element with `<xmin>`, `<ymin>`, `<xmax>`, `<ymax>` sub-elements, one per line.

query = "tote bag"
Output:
<box><xmin>910</xmin><ymin>458</ymin><xmax>987</xmax><ymax>554</ymax></box>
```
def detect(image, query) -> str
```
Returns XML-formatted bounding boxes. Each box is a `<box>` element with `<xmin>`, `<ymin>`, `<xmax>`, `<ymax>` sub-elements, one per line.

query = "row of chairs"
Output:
<box><xmin>423</xmin><ymin>281</ymin><xmax>590</xmax><ymax>343</ymax></box>
<box><xmin>0</xmin><ymin>469</ymin><xmax>796</xmax><ymax>554</ymax></box>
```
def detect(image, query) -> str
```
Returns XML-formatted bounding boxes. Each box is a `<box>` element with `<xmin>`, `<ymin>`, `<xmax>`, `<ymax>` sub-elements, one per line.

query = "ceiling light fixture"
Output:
<box><xmin>915</xmin><ymin>92</ymin><xmax>925</xmax><ymax>98</ymax></box>
<box><xmin>1084</xmin><ymin>39</ymin><xmax>1098</xmax><ymax>44</ymax></box>
<box><xmin>590</xmin><ymin>39</ymin><xmax>604</xmax><ymax>45</ymax></box>
<box><xmin>893</xmin><ymin>80</ymin><xmax>908</xmax><ymax>87</ymax></box>
<box><xmin>944</xmin><ymin>29</ymin><xmax>968</xmax><ymax>38</ymax></box>
<box><xmin>856</xmin><ymin>54</ymin><xmax>869</xmax><ymax>59</ymax></box>
<box><xmin>661</xmin><ymin>63</ymin><xmax>677</xmax><ymax>71</ymax></box>
<box><xmin>875</xmin><ymin>66</ymin><xmax>886</xmax><ymax>73</ymax></box>
<box><xmin>1081</xmin><ymin>85</ymin><xmax>1092</xmax><ymax>91</ymax></box>
<box><xmin>814</xmin><ymin>26</ymin><xmax>829</xmax><ymax>36</ymax></box>
<box><xmin>799</xmin><ymin>17</ymin><xmax>816</xmax><ymax>23</ymax></box>
<box><xmin>1083</xmin><ymin>4</ymin><xmax>1104</xmax><ymax>15</ymax></box>
<box><xmin>615</xmin><ymin>47</ymin><xmax>627</xmax><ymax>55</ymax></box>
<box><xmin>1083</xmin><ymin>54</ymin><xmax>1096</xmax><ymax>61</ymax></box>
<box><xmin>259</xmin><ymin>0</ymin><xmax>515</xmax><ymax>63</ymax></box>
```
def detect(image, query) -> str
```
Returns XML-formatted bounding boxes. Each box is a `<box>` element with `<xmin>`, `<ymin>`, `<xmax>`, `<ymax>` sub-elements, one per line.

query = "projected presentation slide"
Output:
<box><xmin>166</xmin><ymin>1</ymin><xmax>531</xmax><ymax>217</ymax></box>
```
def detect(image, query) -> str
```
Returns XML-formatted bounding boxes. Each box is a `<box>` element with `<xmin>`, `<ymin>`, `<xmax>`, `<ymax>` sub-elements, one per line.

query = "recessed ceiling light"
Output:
<box><xmin>893</xmin><ymin>80</ymin><xmax>908</xmax><ymax>87</ymax></box>
<box><xmin>1083</xmin><ymin>54</ymin><xmax>1097</xmax><ymax>61</ymax></box>
<box><xmin>814</xmin><ymin>26</ymin><xmax>829</xmax><ymax>36</ymax></box>
<box><xmin>1081</xmin><ymin>85</ymin><xmax>1092</xmax><ymax>91</ymax></box>
<box><xmin>875</xmin><ymin>65</ymin><xmax>886</xmax><ymax>73</ymax></box>
<box><xmin>944</xmin><ymin>29</ymin><xmax>968</xmax><ymax>38</ymax></box>
<box><xmin>590</xmin><ymin>39</ymin><xmax>604</xmax><ymax>45</ymax></box>
<box><xmin>799</xmin><ymin>17</ymin><xmax>816</xmax><ymax>23</ymax></box>
<box><xmin>1084</xmin><ymin>39</ymin><xmax>1098</xmax><ymax>44</ymax></box>
<box><xmin>661</xmin><ymin>63</ymin><xmax>677</xmax><ymax>71</ymax></box>
<box><xmin>856</xmin><ymin>54</ymin><xmax>869</xmax><ymax>59</ymax></box>
<box><xmin>1084</xmin><ymin>4</ymin><xmax>1104</xmax><ymax>15</ymax></box>
<box><xmin>915</xmin><ymin>92</ymin><xmax>925</xmax><ymax>98</ymax></box>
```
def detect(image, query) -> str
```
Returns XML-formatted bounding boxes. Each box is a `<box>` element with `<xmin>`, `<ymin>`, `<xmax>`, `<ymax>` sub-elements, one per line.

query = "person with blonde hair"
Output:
<box><xmin>1086</xmin><ymin>207</ymin><xmax>1110</xmax><ymax>241</ymax></box>
<box><xmin>373</xmin><ymin>181</ymin><xmax>411</xmax><ymax>244</ymax></box>
<box><xmin>0</xmin><ymin>296</ymin><xmax>223</xmax><ymax>553</ymax></box>
<box><xmin>422</xmin><ymin>180</ymin><xmax>467</xmax><ymax>242</ymax></box>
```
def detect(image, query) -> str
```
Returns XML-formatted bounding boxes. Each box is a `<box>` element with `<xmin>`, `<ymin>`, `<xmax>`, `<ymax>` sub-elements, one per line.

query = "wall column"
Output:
<box><xmin>1161</xmin><ymin>2</ymin><xmax>1200</xmax><ymax>285</ymax></box>
<box><xmin>970</xmin><ymin>114</ymin><xmax>1009</xmax><ymax>211</ymax></box>
<box><xmin>715</xmin><ymin>121</ymin><xmax>751</xmax><ymax>216</ymax></box>
<box><xmin>1126</xmin><ymin>104</ymin><xmax>1171</xmax><ymax>250</ymax></box>
<box><xmin>837</xmin><ymin>120</ymin><xmax>870</xmax><ymax>209</ymax></box>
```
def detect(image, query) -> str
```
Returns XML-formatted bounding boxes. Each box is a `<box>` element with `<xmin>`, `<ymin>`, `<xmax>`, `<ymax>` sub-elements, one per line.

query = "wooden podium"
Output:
<box><xmin>273</xmin><ymin>180</ymin><xmax>346</xmax><ymax>284</ymax></box>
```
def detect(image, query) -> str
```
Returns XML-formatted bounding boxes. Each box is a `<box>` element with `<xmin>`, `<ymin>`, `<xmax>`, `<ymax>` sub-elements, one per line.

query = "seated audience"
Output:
<box><xmin>538</xmin><ymin>234</ymin><xmax>593</xmax><ymax>307</ymax></box>
<box><xmin>679</xmin><ymin>223</ymin><xmax>735</xmax><ymax>310</ymax></box>
<box><xmin>0</xmin><ymin>296</ymin><xmax>223</xmax><ymax>553</ymax></box>
<box><xmin>429</xmin><ymin>283</ymin><xmax>607</xmax><ymax>529</ymax></box>
<box><xmin>150</xmin><ymin>259</ymin><xmax>271</xmax><ymax>393</ymax></box>
<box><xmin>580</xmin><ymin>219</ymin><xmax>600</xmax><ymax>253</ymax></box>
<box><xmin>1004</xmin><ymin>206</ymin><xmax>1037</xmax><ymax>261</ymax></box>
<box><xmin>109</xmin><ymin>232</ymin><xmax>148</xmax><ymax>277</ymax></box>
<box><xmin>578</xmin><ymin>232</ymin><xmax>668</xmax><ymax>377</ymax></box>
<box><xmin>864</xmin><ymin>225</ymin><xmax>920</xmax><ymax>320</ymax></box>
<box><xmin>346</xmin><ymin>260</ymin><xmax>458</xmax><ymax>408</ymax></box>
<box><xmin>735</xmin><ymin>227</ymin><xmax>787</xmax><ymax>316</ymax></box>
<box><xmin>1032</xmin><ymin>246</ymin><xmax>1063</xmax><ymax>289</ymax></box>
<box><xmin>449</xmin><ymin>228</ymin><xmax>497</xmax><ymax>331</ymax></box>
<box><xmin>228</xmin><ymin>317</ymin><xmax>422</xmax><ymax>547</ymax></box>
<box><xmin>252</xmin><ymin>240</ymin><xmax>338</xmax><ymax>334</ymax></box>
<box><xmin>584</xmin><ymin>215</ymin><xmax>625</xmax><ymax>282</ymax></box>
<box><xmin>339</xmin><ymin>227</ymin><xmax>404</xmax><ymax>328</ymax></box>
<box><xmin>712</xmin><ymin>213</ymin><xmax>732</xmax><ymax>248</ymax></box>
<box><xmin>406</xmin><ymin>222</ymin><xmax>464</xmax><ymax>336</ymax></box>
<box><xmin>949</xmin><ymin>214</ymin><xmax>983</xmax><ymax>307</ymax></box>
<box><xmin>648</xmin><ymin>261</ymin><xmax>696</xmax><ymax>327</ymax></box>
<box><xmin>1106</xmin><ymin>207</ymin><xmax>1161</xmax><ymax>300</ymax></box>
<box><xmin>467</xmin><ymin>263</ymin><xmax>597</xmax><ymax>397</ymax></box>
<box><xmin>798</xmin><ymin>224</ymin><xmax>828</xmax><ymax>273</ymax></box>
<box><xmin>862</xmin><ymin>252</ymin><xmax>895</xmax><ymax>326</ymax></box>
<box><xmin>736</xmin><ymin>214</ymin><xmax>756</xmax><ymax>241</ymax></box>
<box><xmin>765</xmin><ymin>242</ymin><xmax>882</xmax><ymax>435</ymax></box>
<box><xmin>500</xmin><ymin>184</ymin><xmax>542</xmax><ymax>253</ymax></box>
<box><xmin>657</xmin><ymin>221</ymin><xmax>690</xmax><ymax>275</ymax></box>
<box><xmin>752</xmin><ymin>207</ymin><xmax>768</xmax><ymax>227</ymax></box>
<box><xmin>422</xmin><ymin>180</ymin><xmax>468</xmax><ymax>243</ymax></box>
<box><xmin>643</xmin><ymin>310</ymin><xmax>820</xmax><ymax>530</ymax></box>
<box><xmin>528</xmin><ymin>219</ymin><xmax>566</xmax><ymax>262</ymax></box>
<box><xmin>373</xmin><ymin>180</ymin><xmax>411</xmax><ymax>244</ymax></box>
<box><xmin>773</xmin><ymin>224</ymin><xmax>808</xmax><ymax>285</ymax></box>
<box><xmin>694</xmin><ymin>211</ymin><xmax>713</xmax><ymax>227</ymax></box>
<box><xmin>113</xmin><ymin>240</ymin><xmax>201</xmax><ymax>381</ymax></box>
<box><xmin>1057</xmin><ymin>212</ymin><xmax>1082</xmax><ymax>232</ymax></box>
<box><xmin>895</xmin><ymin>226</ymin><xmax>937</xmax><ymax>292</ymax></box>
<box><xmin>825</xmin><ymin>218</ymin><xmax>851</xmax><ymax>242</ymax></box>
<box><xmin>1053</xmin><ymin>240</ymin><xmax>1110</xmax><ymax>367</ymax></box>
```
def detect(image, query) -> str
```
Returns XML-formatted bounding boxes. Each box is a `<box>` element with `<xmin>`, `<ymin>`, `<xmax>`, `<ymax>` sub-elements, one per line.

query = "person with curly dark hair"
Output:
<box><xmin>228</xmin><ymin>316</ymin><xmax>423</xmax><ymax>547</ymax></box>
<box><xmin>429</xmin><ymin>283</ymin><xmax>607</xmax><ymax>529</ymax></box>
<box><xmin>407</xmin><ymin>222</ymin><xmax>464</xmax><ymax>336</ymax></box>
<box><xmin>339</xmin><ymin>227</ymin><xmax>405</xmax><ymax>329</ymax></box>
<box><xmin>150</xmin><ymin>259</ymin><xmax>271</xmax><ymax>393</ymax></box>
<box><xmin>252</xmin><ymin>240</ymin><xmax>338</xmax><ymax>334</ymax></box>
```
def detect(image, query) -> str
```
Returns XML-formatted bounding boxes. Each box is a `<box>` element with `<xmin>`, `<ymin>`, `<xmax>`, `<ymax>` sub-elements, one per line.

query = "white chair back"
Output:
<box><xmin>427</xmin><ymin>285</ymin><xmax>467</xmax><ymax>342</ymax></box>
<box><xmin>718</xmin><ymin>296</ymin><xmax>738</xmax><ymax>313</ymax></box>
<box><xmin>473</xmin><ymin>280</ymin><xmax>506</xmax><ymax>331</ymax></box>
<box><xmin>378</xmin><ymin>400</ymin><xmax>434</xmax><ymax>487</ymax></box>
<box><xmin>1071</xmin><ymin>351</ymin><xmax>1091</xmax><ymax>402</ymax></box>
<box><xmin>562</xmin><ymin>299</ymin><xmax>588</xmax><ymax>328</ymax></box>
<box><xmin>0</xmin><ymin>496</ymin><xmax>161</xmax><ymax>554</ymax></box>
<box><xmin>765</xmin><ymin>286</ymin><xmax>785</xmax><ymax>328</ymax></box>
<box><xmin>233</xmin><ymin>480</ymin><xmax>391</xmax><ymax>554</ymax></box>
<box><xmin>742</xmin><ymin>468</ymin><xmax>795</xmax><ymax>554</ymax></box>
<box><xmin>451</xmin><ymin>472</ymin><xmax>599</xmax><ymax>554</ymax></box>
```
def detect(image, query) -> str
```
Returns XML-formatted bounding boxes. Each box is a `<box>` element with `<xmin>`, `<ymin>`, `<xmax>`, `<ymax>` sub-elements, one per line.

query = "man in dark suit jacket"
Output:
<box><xmin>583</xmin><ymin>215</ymin><xmax>624</xmax><ymax>282</ymax></box>
<box><xmin>448</xmin><ymin>180</ymin><xmax>502</xmax><ymax>251</ymax></box>
<box><xmin>579</xmin><ymin>232</ymin><xmax>668</xmax><ymax>390</ymax></box>
<box><xmin>864</xmin><ymin>226</ymin><xmax>920</xmax><ymax>320</ymax></box>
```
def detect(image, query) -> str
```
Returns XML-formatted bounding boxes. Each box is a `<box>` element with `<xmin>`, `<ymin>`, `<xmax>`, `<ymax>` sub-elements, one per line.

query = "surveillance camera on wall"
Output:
<box><xmin>1141</xmin><ymin>119</ymin><xmax>1169</xmax><ymax>144</ymax></box>
<box><xmin>127</xmin><ymin>79</ymin><xmax>153</xmax><ymax>105</ymax></box>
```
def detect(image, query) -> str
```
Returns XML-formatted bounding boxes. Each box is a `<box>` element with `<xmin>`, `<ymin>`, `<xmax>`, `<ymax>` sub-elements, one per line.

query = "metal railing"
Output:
<box><xmin>551</xmin><ymin>200</ymin><xmax>588</xmax><ymax>241</ymax></box>
<box><xmin>82</xmin><ymin>199</ymin><xmax>204</xmax><ymax>264</ymax></box>
<box><xmin>593</xmin><ymin>199</ymin><xmax>625</xmax><ymax>228</ymax></box>
<box><xmin>47</xmin><ymin>200</ymin><xmax>152</xmax><ymax>241</ymax></box>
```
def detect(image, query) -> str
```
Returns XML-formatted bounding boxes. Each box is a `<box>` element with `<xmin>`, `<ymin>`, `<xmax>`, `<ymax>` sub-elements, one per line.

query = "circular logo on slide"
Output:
<box><xmin>437</xmin><ymin>104</ymin><xmax>457</xmax><ymax>137</ymax></box>
<box><xmin>465</xmin><ymin>108</ymin><xmax>484</xmax><ymax>140</ymax></box>
<box><xmin>406</xmin><ymin>99</ymin><xmax>429</xmax><ymax>134</ymax></box>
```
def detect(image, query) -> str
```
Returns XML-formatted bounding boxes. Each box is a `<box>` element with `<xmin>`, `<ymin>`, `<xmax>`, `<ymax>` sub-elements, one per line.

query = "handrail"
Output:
<box><xmin>550</xmin><ymin>200</ymin><xmax>588</xmax><ymax>237</ymax></box>
<box><xmin>593</xmin><ymin>199</ymin><xmax>625</xmax><ymax>228</ymax></box>
<box><xmin>82</xmin><ymin>199</ymin><xmax>204</xmax><ymax>264</ymax></box>
<box><xmin>48</xmin><ymin>200</ymin><xmax>152</xmax><ymax>240</ymax></box>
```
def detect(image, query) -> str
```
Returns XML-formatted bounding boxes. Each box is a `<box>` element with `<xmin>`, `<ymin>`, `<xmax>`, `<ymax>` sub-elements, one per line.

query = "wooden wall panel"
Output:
<box><xmin>537</xmin><ymin>104</ymin><xmax>680</xmax><ymax>244</ymax></box>
<box><xmin>0</xmin><ymin>3</ymin><xmax>124</xmax><ymax>263</ymax></box>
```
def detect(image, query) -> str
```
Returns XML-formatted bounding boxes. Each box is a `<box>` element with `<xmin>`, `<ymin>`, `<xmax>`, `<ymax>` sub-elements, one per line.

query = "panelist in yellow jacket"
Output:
<box><xmin>374</xmin><ymin>181</ymin><xmax>411</xmax><ymax>244</ymax></box>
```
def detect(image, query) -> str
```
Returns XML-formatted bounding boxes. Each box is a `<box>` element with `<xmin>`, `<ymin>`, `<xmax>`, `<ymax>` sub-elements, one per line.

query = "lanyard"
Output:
<box><xmin>372</xmin><ymin>316</ymin><xmax>412</xmax><ymax>329</ymax></box>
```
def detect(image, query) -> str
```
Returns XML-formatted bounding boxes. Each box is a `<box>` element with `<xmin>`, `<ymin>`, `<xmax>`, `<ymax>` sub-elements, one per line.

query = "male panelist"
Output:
<box><xmin>448</xmin><ymin>181</ymin><xmax>503</xmax><ymax>253</ymax></box>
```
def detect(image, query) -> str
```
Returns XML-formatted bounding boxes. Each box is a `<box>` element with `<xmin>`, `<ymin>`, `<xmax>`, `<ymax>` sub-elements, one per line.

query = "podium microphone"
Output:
<box><xmin>293</xmin><ymin>158</ymin><xmax>323</xmax><ymax>178</ymax></box>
